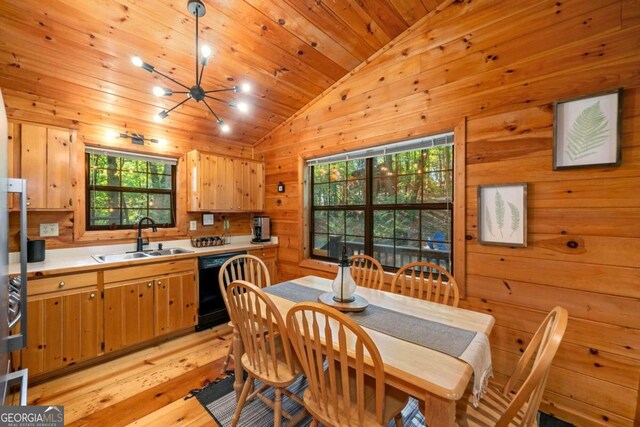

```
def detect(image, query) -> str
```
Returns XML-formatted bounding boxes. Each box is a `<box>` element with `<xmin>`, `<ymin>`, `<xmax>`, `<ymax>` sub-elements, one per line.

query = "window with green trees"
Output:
<box><xmin>86</xmin><ymin>151</ymin><xmax>176</xmax><ymax>230</ymax></box>
<box><xmin>310</xmin><ymin>137</ymin><xmax>453</xmax><ymax>271</ymax></box>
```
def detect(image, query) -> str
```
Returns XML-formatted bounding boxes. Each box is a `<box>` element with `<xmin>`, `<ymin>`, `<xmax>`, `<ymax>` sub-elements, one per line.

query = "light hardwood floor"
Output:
<box><xmin>14</xmin><ymin>325</ymin><xmax>233</xmax><ymax>426</ymax></box>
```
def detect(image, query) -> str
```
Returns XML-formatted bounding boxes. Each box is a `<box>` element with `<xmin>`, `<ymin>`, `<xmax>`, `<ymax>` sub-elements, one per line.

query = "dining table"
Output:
<box><xmin>231</xmin><ymin>275</ymin><xmax>495</xmax><ymax>427</ymax></box>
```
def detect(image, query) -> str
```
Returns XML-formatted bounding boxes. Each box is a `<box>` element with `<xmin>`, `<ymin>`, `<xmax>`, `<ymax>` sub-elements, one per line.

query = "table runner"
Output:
<box><xmin>263</xmin><ymin>281</ymin><xmax>492</xmax><ymax>404</ymax></box>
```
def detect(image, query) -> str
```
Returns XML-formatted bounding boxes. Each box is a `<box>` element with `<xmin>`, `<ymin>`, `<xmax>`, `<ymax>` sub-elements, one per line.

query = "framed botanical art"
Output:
<box><xmin>553</xmin><ymin>88</ymin><xmax>622</xmax><ymax>170</ymax></box>
<box><xmin>477</xmin><ymin>183</ymin><xmax>527</xmax><ymax>247</ymax></box>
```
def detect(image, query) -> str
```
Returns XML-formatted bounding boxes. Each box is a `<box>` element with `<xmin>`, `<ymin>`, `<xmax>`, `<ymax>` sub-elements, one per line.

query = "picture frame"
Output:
<box><xmin>477</xmin><ymin>183</ymin><xmax>527</xmax><ymax>247</ymax></box>
<box><xmin>553</xmin><ymin>88</ymin><xmax>623</xmax><ymax>170</ymax></box>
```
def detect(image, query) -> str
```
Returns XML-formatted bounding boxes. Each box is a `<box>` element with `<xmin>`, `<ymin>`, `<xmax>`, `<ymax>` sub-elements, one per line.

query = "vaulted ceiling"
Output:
<box><xmin>0</xmin><ymin>0</ymin><xmax>446</xmax><ymax>146</ymax></box>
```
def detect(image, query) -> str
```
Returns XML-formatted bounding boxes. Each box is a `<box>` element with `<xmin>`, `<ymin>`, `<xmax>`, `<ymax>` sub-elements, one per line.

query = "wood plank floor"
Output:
<box><xmin>21</xmin><ymin>325</ymin><xmax>233</xmax><ymax>426</ymax></box>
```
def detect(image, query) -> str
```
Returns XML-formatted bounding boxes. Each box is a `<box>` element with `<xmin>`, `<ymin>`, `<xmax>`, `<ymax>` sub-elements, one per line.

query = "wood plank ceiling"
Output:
<box><xmin>0</xmin><ymin>0</ymin><xmax>446</xmax><ymax>146</ymax></box>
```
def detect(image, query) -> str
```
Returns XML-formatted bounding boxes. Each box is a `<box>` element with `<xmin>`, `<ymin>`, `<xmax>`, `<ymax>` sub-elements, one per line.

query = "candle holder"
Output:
<box><xmin>318</xmin><ymin>246</ymin><xmax>368</xmax><ymax>312</ymax></box>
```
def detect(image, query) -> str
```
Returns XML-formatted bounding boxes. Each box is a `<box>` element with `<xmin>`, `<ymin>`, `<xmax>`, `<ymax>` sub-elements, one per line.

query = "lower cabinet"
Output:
<box><xmin>19</xmin><ymin>259</ymin><xmax>197</xmax><ymax>378</ymax></box>
<box><xmin>103</xmin><ymin>260</ymin><xmax>197</xmax><ymax>353</ymax></box>
<box><xmin>248</xmin><ymin>247</ymin><xmax>278</xmax><ymax>284</ymax></box>
<box><xmin>22</xmin><ymin>272</ymin><xmax>101</xmax><ymax>376</ymax></box>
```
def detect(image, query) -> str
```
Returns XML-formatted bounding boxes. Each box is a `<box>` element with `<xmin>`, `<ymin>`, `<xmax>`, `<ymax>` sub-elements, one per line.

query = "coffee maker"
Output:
<box><xmin>251</xmin><ymin>216</ymin><xmax>271</xmax><ymax>243</ymax></box>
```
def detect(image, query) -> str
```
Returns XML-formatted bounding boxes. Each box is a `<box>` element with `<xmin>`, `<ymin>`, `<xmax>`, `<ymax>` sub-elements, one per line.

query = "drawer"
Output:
<box><xmin>248</xmin><ymin>247</ymin><xmax>277</xmax><ymax>260</ymax></box>
<box><xmin>103</xmin><ymin>259</ymin><xmax>195</xmax><ymax>284</ymax></box>
<box><xmin>28</xmin><ymin>272</ymin><xmax>98</xmax><ymax>296</ymax></box>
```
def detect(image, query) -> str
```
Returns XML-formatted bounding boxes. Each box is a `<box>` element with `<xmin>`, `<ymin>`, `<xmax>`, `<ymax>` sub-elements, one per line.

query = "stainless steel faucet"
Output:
<box><xmin>136</xmin><ymin>216</ymin><xmax>157</xmax><ymax>252</ymax></box>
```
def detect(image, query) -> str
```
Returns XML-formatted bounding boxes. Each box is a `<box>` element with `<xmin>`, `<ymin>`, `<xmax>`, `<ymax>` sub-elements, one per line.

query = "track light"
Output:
<box><xmin>130</xmin><ymin>1</ymin><xmax>252</xmax><ymax>134</ymax></box>
<box><xmin>117</xmin><ymin>131</ymin><xmax>162</xmax><ymax>145</ymax></box>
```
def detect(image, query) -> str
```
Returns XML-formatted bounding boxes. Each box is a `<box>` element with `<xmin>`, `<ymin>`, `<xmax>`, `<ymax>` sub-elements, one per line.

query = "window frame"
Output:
<box><xmin>309</xmin><ymin>149</ymin><xmax>454</xmax><ymax>273</ymax></box>
<box><xmin>84</xmin><ymin>152</ymin><xmax>177</xmax><ymax>231</ymax></box>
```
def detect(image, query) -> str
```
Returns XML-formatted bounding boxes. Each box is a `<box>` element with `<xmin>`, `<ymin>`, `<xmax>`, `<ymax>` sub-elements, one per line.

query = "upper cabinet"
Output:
<box><xmin>19</xmin><ymin>123</ymin><xmax>75</xmax><ymax>210</ymax></box>
<box><xmin>187</xmin><ymin>150</ymin><xmax>264</xmax><ymax>212</ymax></box>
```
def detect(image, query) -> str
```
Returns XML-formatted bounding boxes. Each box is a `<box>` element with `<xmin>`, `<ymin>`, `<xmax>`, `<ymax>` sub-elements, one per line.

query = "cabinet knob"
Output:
<box><xmin>58</xmin><ymin>281</ymin><xmax>65</xmax><ymax>288</ymax></box>
<box><xmin>26</xmin><ymin>200</ymin><xmax>31</xmax><ymax>207</ymax></box>
<box><xmin>147</xmin><ymin>282</ymin><xmax>153</xmax><ymax>288</ymax></box>
<box><xmin>157</xmin><ymin>281</ymin><xmax>162</xmax><ymax>285</ymax></box>
<box><xmin>89</xmin><ymin>293</ymin><xmax>96</xmax><ymax>299</ymax></box>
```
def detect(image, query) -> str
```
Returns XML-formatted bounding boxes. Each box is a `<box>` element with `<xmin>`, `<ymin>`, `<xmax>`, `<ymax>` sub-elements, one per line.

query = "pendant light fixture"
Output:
<box><xmin>131</xmin><ymin>0</ymin><xmax>250</xmax><ymax>133</ymax></box>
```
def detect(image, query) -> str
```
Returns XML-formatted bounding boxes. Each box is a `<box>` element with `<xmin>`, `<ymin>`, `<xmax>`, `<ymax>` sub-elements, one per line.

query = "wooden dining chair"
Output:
<box><xmin>218</xmin><ymin>254</ymin><xmax>271</xmax><ymax>372</ymax></box>
<box><xmin>226</xmin><ymin>280</ymin><xmax>306</xmax><ymax>427</ymax></box>
<box><xmin>390</xmin><ymin>261</ymin><xmax>459</xmax><ymax>306</ymax></box>
<box><xmin>286</xmin><ymin>302</ymin><xmax>409</xmax><ymax>427</ymax></box>
<box><xmin>350</xmin><ymin>254</ymin><xmax>384</xmax><ymax>290</ymax></box>
<box><xmin>456</xmin><ymin>306</ymin><xmax>569</xmax><ymax>427</ymax></box>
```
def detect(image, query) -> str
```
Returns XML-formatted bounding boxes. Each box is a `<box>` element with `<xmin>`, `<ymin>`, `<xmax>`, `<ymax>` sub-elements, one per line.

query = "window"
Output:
<box><xmin>309</xmin><ymin>133</ymin><xmax>453</xmax><ymax>271</ymax></box>
<box><xmin>86</xmin><ymin>149</ymin><xmax>177</xmax><ymax>230</ymax></box>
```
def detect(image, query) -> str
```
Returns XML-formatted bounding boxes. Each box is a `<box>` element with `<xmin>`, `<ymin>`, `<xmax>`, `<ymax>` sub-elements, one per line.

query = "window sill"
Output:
<box><xmin>299</xmin><ymin>258</ymin><xmax>396</xmax><ymax>288</ymax></box>
<box><xmin>299</xmin><ymin>258</ymin><xmax>339</xmax><ymax>275</ymax></box>
<box><xmin>75</xmin><ymin>227</ymin><xmax>186</xmax><ymax>242</ymax></box>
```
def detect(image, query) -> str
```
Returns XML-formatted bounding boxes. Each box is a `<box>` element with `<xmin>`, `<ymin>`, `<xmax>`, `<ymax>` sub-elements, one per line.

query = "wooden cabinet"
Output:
<box><xmin>104</xmin><ymin>280</ymin><xmax>154</xmax><ymax>353</ymax></box>
<box><xmin>248</xmin><ymin>247</ymin><xmax>278</xmax><ymax>283</ymax></box>
<box><xmin>103</xmin><ymin>260</ymin><xmax>197</xmax><ymax>353</ymax></box>
<box><xmin>187</xmin><ymin>150</ymin><xmax>264</xmax><ymax>212</ymax></box>
<box><xmin>155</xmin><ymin>272</ymin><xmax>198</xmax><ymax>337</ymax></box>
<box><xmin>21</xmin><ymin>272</ymin><xmax>100</xmax><ymax>376</ymax></box>
<box><xmin>20</xmin><ymin>123</ymin><xmax>74</xmax><ymax>210</ymax></box>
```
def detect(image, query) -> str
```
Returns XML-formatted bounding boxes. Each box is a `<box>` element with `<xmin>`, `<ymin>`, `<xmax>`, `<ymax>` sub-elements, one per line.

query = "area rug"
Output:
<box><xmin>188</xmin><ymin>373</ymin><xmax>425</xmax><ymax>426</ymax></box>
<box><xmin>187</xmin><ymin>374</ymin><xmax>571</xmax><ymax>426</ymax></box>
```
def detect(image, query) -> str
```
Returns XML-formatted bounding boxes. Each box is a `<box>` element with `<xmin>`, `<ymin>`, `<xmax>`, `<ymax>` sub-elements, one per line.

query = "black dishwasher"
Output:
<box><xmin>196</xmin><ymin>251</ymin><xmax>247</xmax><ymax>331</ymax></box>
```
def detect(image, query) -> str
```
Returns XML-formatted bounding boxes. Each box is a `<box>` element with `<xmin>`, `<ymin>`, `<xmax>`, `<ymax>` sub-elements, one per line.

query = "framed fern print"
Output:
<box><xmin>553</xmin><ymin>89</ymin><xmax>622</xmax><ymax>169</ymax></box>
<box><xmin>478</xmin><ymin>183</ymin><xmax>527</xmax><ymax>247</ymax></box>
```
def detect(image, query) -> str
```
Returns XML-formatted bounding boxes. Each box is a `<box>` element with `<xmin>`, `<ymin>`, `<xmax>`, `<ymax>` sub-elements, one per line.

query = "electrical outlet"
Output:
<box><xmin>40</xmin><ymin>223</ymin><xmax>59</xmax><ymax>237</ymax></box>
<box><xmin>189</xmin><ymin>220</ymin><xmax>197</xmax><ymax>231</ymax></box>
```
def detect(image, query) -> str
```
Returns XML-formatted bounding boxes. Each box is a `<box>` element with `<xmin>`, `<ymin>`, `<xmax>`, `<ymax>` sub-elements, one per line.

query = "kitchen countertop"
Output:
<box><xmin>8</xmin><ymin>236</ymin><xmax>278</xmax><ymax>277</ymax></box>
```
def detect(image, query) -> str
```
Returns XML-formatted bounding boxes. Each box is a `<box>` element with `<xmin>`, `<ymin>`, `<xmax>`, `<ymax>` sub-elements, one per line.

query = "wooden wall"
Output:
<box><xmin>254</xmin><ymin>0</ymin><xmax>640</xmax><ymax>425</ymax></box>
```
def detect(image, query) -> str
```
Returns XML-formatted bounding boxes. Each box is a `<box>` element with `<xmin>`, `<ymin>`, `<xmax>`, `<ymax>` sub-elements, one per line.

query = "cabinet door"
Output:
<box><xmin>46</xmin><ymin>128</ymin><xmax>72</xmax><ymax>209</ymax></box>
<box><xmin>187</xmin><ymin>150</ymin><xmax>202</xmax><ymax>211</ymax></box>
<box><xmin>215</xmin><ymin>156</ymin><xmax>234</xmax><ymax>210</ymax></box>
<box><xmin>22</xmin><ymin>298</ymin><xmax>45</xmax><ymax>376</ymax></box>
<box><xmin>248</xmin><ymin>248</ymin><xmax>278</xmax><ymax>284</ymax></box>
<box><xmin>155</xmin><ymin>272</ymin><xmax>197</xmax><ymax>336</ymax></box>
<box><xmin>20</xmin><ymin>124</ymin><xmax>47</xmax><ymax>209</ymax></box>
<box><xmin>104</xmin><ymin>280</ymin><xmax>154</xmax><ymax>352</ymax></box>
<box><xmin>232</xmin><ymin>158</ymin><xmax>244</xmax><ymax>211</ymax></box>
<box><xmin>200</xmin><ymin>153</ymin><xmax>213</xmax><ymax>211</ymax></box>
<box><xmin>247</xmin><ymin>161</ymin><xmax>265</xmax><ymax>212</ymax></box>
<box><xmin>22</xmin><ymin>287</ymin><xmax>101</xmax><ymax>375</ymax></box>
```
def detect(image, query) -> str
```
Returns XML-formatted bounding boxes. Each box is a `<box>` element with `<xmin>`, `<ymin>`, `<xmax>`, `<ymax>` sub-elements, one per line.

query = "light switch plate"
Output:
<box><xmin>40</xmin><ymin>223</ymin><xmax>59</xmax><ymax>237</ymax></box>
<box><xmin>189</xmin><ymin>220</ymin><xmax>197</xmax><ymax>231</ymax></box>
<box><xmin>202</xmin><ymin>213</ymin><xmax>214</xmax><ymax>226</ymax></box>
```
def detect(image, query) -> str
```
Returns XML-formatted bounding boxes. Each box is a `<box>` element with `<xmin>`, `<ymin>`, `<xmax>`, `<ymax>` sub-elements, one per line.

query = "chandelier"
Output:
<box><xmin>131</xmin><ymin>0</ymin><xmax>250</xmax><ymax>133</ymax></box>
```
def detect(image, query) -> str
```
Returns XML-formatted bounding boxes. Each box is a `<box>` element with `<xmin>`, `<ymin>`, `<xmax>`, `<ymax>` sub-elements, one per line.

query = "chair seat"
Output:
<box><xmin>456</xmin><ymin>383</ymin><xmax>536</xmax><ymax>427</ymax></box>
<box><xmin>303</xmin><ymin>365</ymin><xmax>409</xmax><ymax>427</ymax></box>
<box><xmin>240</xmin><ymin>349</ymin><xmax>302</xmax><ymax>387</ymax></box>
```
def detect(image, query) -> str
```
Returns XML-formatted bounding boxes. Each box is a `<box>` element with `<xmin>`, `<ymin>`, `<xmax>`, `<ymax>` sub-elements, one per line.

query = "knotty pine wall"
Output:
<box><xmin>254</xmin><ymin>0</ymin><xmax>640</xmax><ymax>425</ymax></box>
<box><xmin>5</xmin><ymin>114</ymin><xmax>254</xmax><ymax>252</ymax></box>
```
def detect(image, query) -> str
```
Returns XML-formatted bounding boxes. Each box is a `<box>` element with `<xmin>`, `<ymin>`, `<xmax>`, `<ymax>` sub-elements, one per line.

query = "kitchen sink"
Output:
<box><xmin>93</xmin><ymin>252</ymin><xmax>151</xmax><ymax>263</ymax></box>
<box><xmin>147</xmin><ymin>248</ymin><xmax>195</xmax><ymax>256</ymax></box>
<box><xmin>92</xmin><ymin>247</ymin><xmax>194</xmax><ymax>263</ymax></box>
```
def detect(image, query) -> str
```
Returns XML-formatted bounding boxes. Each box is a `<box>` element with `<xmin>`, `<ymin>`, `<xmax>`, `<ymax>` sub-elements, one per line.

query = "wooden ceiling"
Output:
<box><xmin>0</xmin><ymin>0</ymin><xmax>446</xmax><ymax>146</ymax></box>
